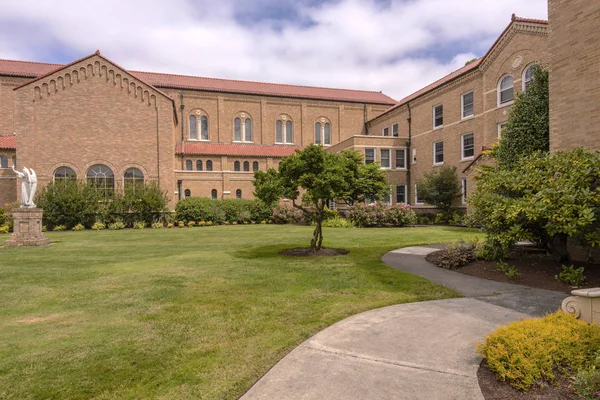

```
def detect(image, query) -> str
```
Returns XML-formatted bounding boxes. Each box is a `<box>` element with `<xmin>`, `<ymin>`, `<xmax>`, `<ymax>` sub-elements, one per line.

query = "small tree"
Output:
<box><xmin>416</xmin><ymin>165</ymin><xmax>462</xmax><ymax>221</ymax></box>
<box><xmin>495</xmin><ymin>66</ymin><xmax>549</xmax><ymax>168</ymax></box>
<box><xmin>253</xmin><ymin>145</ymin><xmax>388</xmax><ymax>251</ymax></box>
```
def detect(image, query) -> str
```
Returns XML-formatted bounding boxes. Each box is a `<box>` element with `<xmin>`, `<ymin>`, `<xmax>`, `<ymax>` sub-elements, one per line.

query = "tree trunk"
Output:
<box><xmin>311</xmin><ymin>220</ymin><xmax>323</xmax><ymax>252</ymax></box>
<box><xmin>545</xmin><ymin>233</ymin><xmax>571</xmax><ymax>263</ymax></box>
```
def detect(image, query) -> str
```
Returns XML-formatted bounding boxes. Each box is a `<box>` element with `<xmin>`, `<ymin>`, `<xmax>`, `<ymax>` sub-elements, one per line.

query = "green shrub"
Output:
<box><xmin>322</xmin><ymin>216</ymin><xmax>355</xmax><ymax>228</ymax></box>
<box><xmin>416</xmin><ymin>165</ymin><xmax>462</xmax><ymax>220</ymax></box>
<box><xmin>108</xmin><ymin>220</ymin><xmax>125</xmax><ymax>230</ymax></box>
<box><xmin>42</xmin><ymin>225</ymin><xmax>47</xmax><ymax>232</ymax></box>
<box><xmin>478</xmin><ymin>312</ymin><xmax>600</xmax><ymax>391</ymax></box>
<box><xmin>0</xmin><ymin>225</ymin><xmax>9</xmax><ymax>234</ymax></box>
<box><xmin>347</xmin><ymin>203</ymin><xmax>416</xmax><ymax>228</ymax></box>
<box><xmin>556</xmin><ymin>265</ymin><xmax>586</xmax><ymax>286</ymax></box>
<box><xmin>495</xmin><ymin>261</ymin><xmax>520</xmax><ymax>279</ymax></box>
<box><xmin>72</xmin><ymin>223</ymin><xmax>85</xmax><ymax>231</ymax></box>
<box><xmin>35</xmin><ymin>180</ymin><xmax>100</xmax><ymax>229</ymax></box>
<box><xmin>475</xmin><ymin>238</ymin><xmax>509</xmax><ymax>261</ymax></box>
<box><xmin>0</xmin><ymin>208</ymin><xmax>7</xmax><ymax>226</ymax></box>
<box><xmin>175</xmin><ymin>198</ymin><xmax>271</xmax><ymax>225</ymax></box>
<box><xmin>574</xmin><ymin>350</ymin><xmax>600</xmax><ymax>400</ymax></box>
<box><xmin>91</xmin><ymin>221</ymin><xmax>105</xmax><ymax>231</ymax></box>
<box><xmin>433</xmin><ymin>241</ymin><xmax>476</xmax><ymax>269</ymax></box>
<box><xmin>133</xmin><ymin>221</ymin><xmax>146</xmax><ymax>230</ymax></box>
<box><xmin>151</xmin><ymin>222</ymin><xmax>163</xmax><ymax>229</ymax></box>
<box><xmin>177</xmin><ymin>221</ymin><xmax>185</xmax><ymax>228</ymax></box>
<box><xmin>53</xmin><ymin>225</ymin><xmax>67</xmax><ymax>232</ymax></box>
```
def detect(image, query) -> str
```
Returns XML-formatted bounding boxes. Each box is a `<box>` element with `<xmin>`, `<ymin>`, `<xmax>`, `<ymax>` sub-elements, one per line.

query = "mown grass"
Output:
<box><xmin>0</xmin><ymin>225</ymin><xmax>480</xmax><ymax>399</ymax></box>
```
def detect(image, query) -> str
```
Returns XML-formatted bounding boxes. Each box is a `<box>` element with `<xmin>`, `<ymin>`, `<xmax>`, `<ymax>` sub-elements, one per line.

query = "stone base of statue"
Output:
<box><xmin>4</xmin><ymin>208</ymin><xmax>50</xmax><ymax>247</ymax></box>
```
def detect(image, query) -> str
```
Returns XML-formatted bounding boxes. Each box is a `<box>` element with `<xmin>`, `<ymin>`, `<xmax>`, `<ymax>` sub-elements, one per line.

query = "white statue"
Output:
<box><xmin>13</xmin><ymin>166</ymin><xmax>37</xmax><ymax>208</ymax></box>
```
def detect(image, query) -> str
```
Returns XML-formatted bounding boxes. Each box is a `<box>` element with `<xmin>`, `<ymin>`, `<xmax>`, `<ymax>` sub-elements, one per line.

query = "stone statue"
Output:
<box><xmin>13</xmin><ymin>166</ymin><xmax>37</xmax><ymax>208</ymax></box>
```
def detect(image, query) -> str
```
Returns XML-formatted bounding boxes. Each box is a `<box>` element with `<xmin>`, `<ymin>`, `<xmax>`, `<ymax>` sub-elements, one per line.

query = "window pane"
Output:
<box><xmin>392</xmin><ymin>123</ymin><xmax>399</xmax><ymax>137</ymax></box>
<box><xmin>236</xmin><ymin>189</ymin><xmax>242</xmax><ymax>199</ymax></box>
<box><xmin>211</xmin><ymin>189</ymin><xmax>217</xmax><ymax>200</ymax></box>
<box><xmin>324</xmin><ymin>123</ymin><xmax>331</xmax><ymax>144</ymax></box>
<box><xmin>382</xmin><ymin>127</ymin><xmax>389</xmax><ymax>136</ymax></box>
<box><xmin>462</xmin><ymin>133</ymin><xmax>475</xmax><ymax>158</ymax></box>
<box><xmin>380</xmin><ymin>149</ymin><xmax>390</xmax><ymax>168</ymax></box>
<box><xmin>234</xmin><ymin>161</ymin><xmax>240</xmax><ymax>171</ymax></box>
<box><xmin>206</xmin><ymin>160</ymin><xmax>213</xmax><ymax>171</ymax></box>
<box><xmin>434</xmin><ymin>105</ymin><xmax>443</xmax><ymax>127</ymax></box>
<box><xmin>243</xmin><ymin>161</ymin><xmax>249</xmax><ymax>172</ymax></box>
<box><xmin>234</xmin><ymin>118</ymin><xmax>241</xmax><ymax>141</ymax></box>
<box><xmin>186</xmin><ymin>160</ymin><xmax>192</xmax><ymax>171</ymax></box>
<box><xmin>184</xmin><ymin>189</ymin><xmax>191</xmax><ymax>198</ymax></box>
<box><xmin>0</xmin><ymin>156</ymin><xmax>7</xmax><ymax>168</ymax></box>
<box><xmin>315</xmin><ymin>122</ymin><xmax>322</xmax><ymax>144</ymax></box>
<box><xmin>365</xmin><ymin>148</ymin><xmax>375</xmax><ymax>164</ymax></box>
<box><xmin>124</xmin><ymin>167</ymin><xmax>144</xmax><ymax>192</ymax></box>
<box><xmin>434</xmin><ymin>141</ymin><xmax>444</xmax><ymax>164</ymax></box>
<box><xmin>201</xmin><ymin>116</ymin><xmax>209</xmax><ymax>140</ymax></box>
<box><xmin>196</xmin><ymin>160</ymin><xmax>203</xmax><ymax>171</ymax></box>
<box><xmin>245</xmin><ymin>119</ymin><xmax>252</xmax><ymax>142</ymax></box>
<box><xmin>396</xmin><ymin>185</ymin><xmax>406</xmax><ymax>204</ymax></box>
<box><xmin>12</xmin><ymin>156</ymin><xmax>16</xmax><ymax>168</ymax></box>
<box><xmin>86</xmin><ymin>164</ymin><xmax>114</xmax><ymax>198</ymax></box>
<box><xmin>253</xmin><ymin>161</ymin><xmax>259</xmax><ymax>171</ymax></box>
<box><xmin>286</xmin><ymin>120</ymin><xmax>293</xmax><ymax>143</ymax></box>
<box><xmin>276</xmin><ymin>120</ymin><xmax>283</xmax><ymax>143</ymax></box>
<box><xmin>500</xmin><ymin>76</ymin><xmax>514</xmax><ymax>103</ymax></box>
<box><xmin>395</xmin><ymin>149</ymin><xmax>406</xmax><ymax>169</ymax></box>
<box><xmin>462</xmin><ymin>178</ymin><xmax>468</xmax><ymax>203</ymax></box>
<box><xmin>54</xmin><ymin>166</ymin><xmax>76</xmax><ymax>181</ymax></box>
<box><xmin>189</xmin><ymin>115</ymin><xmax>197</xmax><ymax>140</ymax></box>
<box><xmin>462</xmin><ymin>92</ymin><xmax>474</xmax><ymax>118</ymax></box>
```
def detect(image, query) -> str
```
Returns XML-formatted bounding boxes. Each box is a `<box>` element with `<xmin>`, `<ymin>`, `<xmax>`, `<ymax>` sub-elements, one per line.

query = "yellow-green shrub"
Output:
<box><xmin>477</xmin><ymin>311</ymin><xmax>600</xmax><ymax>391</ymax></box>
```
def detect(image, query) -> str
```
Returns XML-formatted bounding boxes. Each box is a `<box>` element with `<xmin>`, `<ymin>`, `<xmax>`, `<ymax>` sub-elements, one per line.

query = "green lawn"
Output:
<box><xmin>0</xmin><ymin>225</ymin><xmax>480</xmax><ymax>399</ymax></box>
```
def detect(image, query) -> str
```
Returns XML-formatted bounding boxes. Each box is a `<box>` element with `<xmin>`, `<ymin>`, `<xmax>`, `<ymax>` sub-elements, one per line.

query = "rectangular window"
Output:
<box><xmin>434</xmin><ymin>141</ymin><xmax>444</xmax><ymax>165</ymax></box>
<box><xmin>392</xmin><ymin>123</ymin><xmax>399</xmax><ymax>137</ymax></box>
<box><xmin>326</xmin><ymin>199</ymin><xmax>335</xmax><ymax>210</ymax></box>
<box><xmin>382</xmin><ymin>127</ymin><xmax>389</xmax><ymax>137</ymax></box>
<box><xmin>412</xmin><ymin>148</ymin><xmax>417</xmax><ymax>164</ymax></box>
<box><xmin>415</xmin><ymin>184</ymin><xmax>424</xmax><ymax>205</ymax></box>
<box><xmin>461</xmin><ymin>178</ymin><xmax>468</xmax><ymax>204</ymax></box>
<box><xmin>461</xmin><ymin>91</ymin><xmax>474</xmax><ymax>119</ymax></box>
<box><xmin>396</xmin><ymin>185</ymin><xmax>406</xmax><ymax>204</ymax></box>
<box><xmin>365</xmin><ymin>148</ymin><xmax>375</xmax><ymax>164</ymax></box>
<box><xmin>380</xmin><ymin>149</ymin><xmax>391</xmax><ymax>168</ymax></box>
<box><xmin>498</xmin><ymin>122</ymin><xmax>507</xmax><ymax>138</ymax></box>
<box><xmin>433</xmin><ymin>104</ymin><xmax>443</xmax><ymax>128</ymax></box>
<box><xmin>461</xmin><ymin>133</ymin><xmax>475</xmax><ymax>159</ymax></box>
<box><xmin>395</xmin><ymin>149</ymin><xmax>406</xmax><ymax>169</ymax></box>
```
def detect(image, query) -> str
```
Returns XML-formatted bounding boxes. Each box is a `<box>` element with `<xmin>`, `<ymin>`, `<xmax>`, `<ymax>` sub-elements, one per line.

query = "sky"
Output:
<box><xmin>0</xmin><ymin>0</ymin><xmax>547</xmax><ymax>101</ymax></box>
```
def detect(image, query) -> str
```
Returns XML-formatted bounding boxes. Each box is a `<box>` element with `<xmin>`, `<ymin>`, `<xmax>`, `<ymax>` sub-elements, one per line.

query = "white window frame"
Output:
<box><xmin>433</xmin><ymin>141</ymin><xmax>444</xmax><ymax>166</ymax></box>
<box><xmin>433</xmin><ymin>104</ymin><xmax>443</xmax><ymax>129</ymax></box>
<box><xmin>380</xmin><ymin>148</ymin><xmax>391</xmax><ymax>169</ymax></box>
<box><xmin>386</xmin><ymin>186</ymin><xmax>393</xmax><ymax>205</ymax></box>
<box><xmin>395</xmin><ymin>148</ymin><xmax>407</xmax><ymax>170</ymax></box>
<box><xmin>412</xmin><ymin>148</ymin><xmax>417</xmax><ymax>164</ymax></box>
<box><xmin>392</xmin><ymin>123</ymin><xmax>399</xmax><ymax>137</ymax></box>
<box><xmin>382</xmin><ymin>127</ymin><xmax>389</xmax><ymax>137</ymax></box>
<box><xmin>365</xmin><ymin>148</ymin><xmax>376</xmax><ymax>165</ymax></box>
<box><xmin>415</xmin><ymin>184</ymin><xmax>424</xmax><ymax>205</ymax></box>
<box><xmin>461</xmin><ymin>178</ymin><xmax>468</xmax><ymax>205</ymax></box>
<box><xmin>498</xmin><ymin>122</ymin><xmax>507</xmax><ymax>138</ymax></box>
<box><xmin>396</xmin><ymin>184</ymin><xmax>407</xmax><ymax>204</ymax></box>
<box><xmin>497</xmin><ymin>75</ymin><xmax>514</xmax><ymax>106</ymax></box>
<box><xmin>522</xmin><ymin>63</ymin><xmax>537</xmax><ymax>91</ymax></box>
<box><xmin>461</xmin><ymin>133</ymin><xmax>475</xmax><ymax>161</ymax></box>
<box><xmin>461</xmin><ymin>91</ymin><xmax>474</xmax><ymax>119</ymax></box>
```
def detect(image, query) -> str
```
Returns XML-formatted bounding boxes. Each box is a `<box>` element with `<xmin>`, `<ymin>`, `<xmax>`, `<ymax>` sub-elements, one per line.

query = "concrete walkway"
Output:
<box><xmin>241</xmin><ymin>245</ymin><xmax>567</xmax><ymax>400</ymax></box>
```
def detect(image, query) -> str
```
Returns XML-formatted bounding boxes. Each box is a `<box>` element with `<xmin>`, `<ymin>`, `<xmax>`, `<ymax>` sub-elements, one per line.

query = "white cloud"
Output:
<box><xmin>0</xmin><ymin>0</ymin><xmax>547</xmax><ymax>100</ymax></box>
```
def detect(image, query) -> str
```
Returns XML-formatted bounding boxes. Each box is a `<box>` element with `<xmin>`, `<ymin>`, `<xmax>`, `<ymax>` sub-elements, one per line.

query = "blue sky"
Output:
<box><xmin>0</xmin><ymin>0</ymin><xmax>547</xmax><ymax>100</ymax></box>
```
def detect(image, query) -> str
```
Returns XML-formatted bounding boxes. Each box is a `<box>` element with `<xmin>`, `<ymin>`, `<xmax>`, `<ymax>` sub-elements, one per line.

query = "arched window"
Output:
<box><xmin>211</xmin><ymin>189</ymin><xmax>218</xmax><ymax>200</ymax></box>
<box><xmin>253</xmin><ymin>161</ymin><xmax>259</xmax><ymax>171</ymax></box>
<box><xmin>498</xmin><ymin>75</ymin><xmax>514</xmax><ymax>105</ymax></box>
<box><xmin>276</xmin><ymin>120</ymin><xmax>283</xmax><ymax>143</ymax></box>
<box><xmin>234</xmin><ymin>113</ymin><xmax>253</xmax><ymax>142</ymax></box>
<box><xmin>189</xmin><ymin>115</ymin><xmax>198</xmax><ymax>140</ymax></box>
<box><xmin>236</xmin><ymin>189</ymin><xmax>242</xmax><ymax>199</ymax></box>
<box><xmin>87</xmin><ymin>164</ymin><xmax>114</xmax><ymax>198</ymax></box>
<box><xmin>11</xmin><ymin>156</ymin><xmax>16</xmax><ymax>168</ymax></box>
<box><xmin>243</xmin><ymin>161</ymin><xmax>250</xmax><ymax>172</ymax></box>
<box><xmin>523</xmin><ymin>64</ymin><xmax>538</xmax><ymax>91</ymax></box>
<box><xmin>200</xmin><ymin>116</ymin><xmax>209</xmax><ymax>140</ymax></box>
<box><xmin>234</xmin><ymin>161</ymin><xmax>241</xmax><ymax>171</ymax></box>
<box><xmin>0</xmin><ymin>155</ymin><xmax>7</xmax><ymax>168</ymax></box>
<box><xmin>276</xmin><ymin>115</ymin><xmax>293</xmax><ymax>144</ymax></box>
<box><xmin>206</xmin><ymin>160</ymin><xmax>213</xmax><ymax>171</ymax></box>
<box><xmin>196</xmin><ymin>160</ymin><xmax>203</xmax><ymax>171</ymax></box>
<box><xmin>54</xmin><ymin>166</ymin><xmax>77</xmax><ymax>182</ymax></box>
<box><xmin>315</xmin><ymin>118</ymin><xmax>331</xmax><ymax>145</ymax></box>
<box><xmin>286</xmin><ymin>120</ymin><xmax>293</xmax><ymax>143</ymax></box>
<box><xmin>124</xmin><ymin>167</ymin><xmax>144</xmax><ymax>192</ymax></box>
<box><xmin>185</xmin><ymin>160</ymin><xmax>193</xmax><ymax>171</ymax></box>
<box><xmin>184</xmin><ymin>189</ymin><xmax>191</xmax><ymax>198</ymax></box>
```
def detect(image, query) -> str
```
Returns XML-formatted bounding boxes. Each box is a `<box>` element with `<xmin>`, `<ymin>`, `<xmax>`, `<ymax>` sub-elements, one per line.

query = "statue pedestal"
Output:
<box><xmin>4</xmin><ymin>208</ymin><xmax>50</xmax><ymax>247</ymax></box>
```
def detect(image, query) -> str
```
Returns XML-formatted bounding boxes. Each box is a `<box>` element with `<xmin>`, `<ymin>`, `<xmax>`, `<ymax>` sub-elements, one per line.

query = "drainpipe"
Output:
<box><xmin>363</xmin><ymin>104</ymin><xmax>368</xmax><ymax>134</ymax></box>
<box><xmin>407</xmin><ymin>102</ymin><xmax>412</xmax><ymax>205</ymax></box>
<box><xmin>179</xmin><ymin>91</ymin><xmax>185</xmax><ymax>171</ymax></box>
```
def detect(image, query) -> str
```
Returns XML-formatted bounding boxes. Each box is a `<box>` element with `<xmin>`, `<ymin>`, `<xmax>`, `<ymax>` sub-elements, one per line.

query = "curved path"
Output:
<box><xmin>241</xmin><ymin>245</ymin><xmax>566</xmax><ymax>400</ymax></box>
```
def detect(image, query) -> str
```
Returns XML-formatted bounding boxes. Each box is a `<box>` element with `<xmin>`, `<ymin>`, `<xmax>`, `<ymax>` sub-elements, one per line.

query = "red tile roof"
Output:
<box><xmin>176</xmin><ymin>142</ymin><xmax>302</xmax><ymax>158</ymax></box>
<box><xmin>0</xmin><ymin>58</ymin><xmax>396</xmax><ymax>105</ymax></box>
<box><xmin>0</xmin><ymin>135</ymin><xmax>16</xmax><ymax>150</ymax></box>
<box><xmin>512</xmin><ymin>15</ymin><xmax>549</xmax><ymax>25</ymax></box>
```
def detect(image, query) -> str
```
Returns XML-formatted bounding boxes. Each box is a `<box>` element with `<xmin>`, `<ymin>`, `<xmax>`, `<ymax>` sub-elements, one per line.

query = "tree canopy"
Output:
<box><xmin>416</xmin><ymin>165</ymin><xmax>462</xmax><ymax>220</ymax></box>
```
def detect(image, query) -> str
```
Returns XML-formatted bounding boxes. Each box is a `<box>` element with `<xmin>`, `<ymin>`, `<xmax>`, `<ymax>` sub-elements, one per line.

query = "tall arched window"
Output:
<box><xmin>0</xmin><ymin>155</ymin><xmax>7</xmax><ymax>168</ymax></box>
<box><xmin>200</xmin><ymin>116</ymin><xmax>209</xmax><ymax>140</ymax></box>
<box><xmin>189</xmin><ymin>115</ymin><xmax>198</xmax><ymax>140</ymax></box>
<box><xmin>236</xmin><ymin>189</ymin><xmax>242</xmax><ymax>199</ymax></box>
<box><xmin>234</xmin><ymin>112</ymin><xmax>253</xmax><ymax>142</ymax></box>
<box><xmin>87</xmin><ymin>164</ymin><xmax>114</xmax><ymax>198</ymax></box>
<box><xmin>11</xmin><ymin>156</ymin><xmax>16</xmax><ymax>168</ymax></box>
<box><xmin>54</xmin><ymin>166</ymin><xmax>76</xmax><ymax>182</ymax></box>
<box><xmin>124</xmin><ymin>167</ymin><xmax>144</xmax><ymax>192</ymax></box>
<box><xmin>189</xmin><ymin>111</ymin><xmax>209</xmax><ymax>140</ymax></box>
<box><xmin>211</xmin><ymin>189</ymin><xmax>218</xmax><ymax>200</ymax></box>
<box><xmin>234</xmin><ymin>161</ymin><xmax>241</xmax><ymax>171</ymax></box>
<box><xmin>196</xmin><ymin>160</ymin><xmax>203</xmax><ymax>171</ymax></box>
<box><xmin>243</xmin><ymin>161</ymin><xmax>250</xmax><ymax>172</ymax></box>
<box><xmin>523</xmin><ymin>64</ymin><xmax>538</xmax><ymax>91</ymax></box>
<box><xmin>184</xmin><ymin>189</ymin><xmax>191</xmax><ymax>198</ymax></box>
<box><xmin>206</xmin><ymin>160</ymin><xmax>213</xmax><ymax>171</ymax></box>
<box><xmin>315</xmin><ymin>118</ymin><xmax>331</xmax><ymax>144</ymax></box>
<box><xmin>185</xmin><ymin>160</ymin><xmax>193</xmax><ymax>171</ymax></box>
<box><xmin>276</xmin><ymin>115</ymin><xmax>293</xmax><ymax>144</ymax></box>
<box><xmin>253</xmin><ymin>161</ymin><xmax>259</xmax><ymax>171</ymax></box>
<box><xmin>498</xmin><ymin>75</ymin><xmax>514</xmax><ymax>105</ymax></box>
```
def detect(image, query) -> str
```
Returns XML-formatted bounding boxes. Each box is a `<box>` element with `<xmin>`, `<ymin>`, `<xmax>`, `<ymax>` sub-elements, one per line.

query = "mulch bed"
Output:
<box><xmin>279</xmin><ymin>247</ymin><xmax>349</xmax><ymax>257</ymax></box>
<box><xmin>478</xmin><ymin>360</ymin><xmax>577</xmax><ymax>400</ymax></box>
<box><xmin>425</xmin><ymin>247</ymin><xmax>600</xmax><ymax>294</ymax></box>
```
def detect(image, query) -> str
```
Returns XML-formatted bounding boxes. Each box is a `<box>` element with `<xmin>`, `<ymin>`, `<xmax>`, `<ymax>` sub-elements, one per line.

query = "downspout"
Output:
<box><xmin>179</xmin><ymin>91</ymin><xmax>185</xmax><ymax>201</ymax></box>
<box><xmin>363</xmin><ymin>104</ymin><xmax>368</xmax><ymax>134</ymax></box>
<box><xmin>156</xmin><ymin>104</ymin><xmax>160</xmax><ymax>186</ymax></box>
<box><xmin>406</xmin><ymin>102</ymin><xmax>412</xmax><ymax>205</ymax></box>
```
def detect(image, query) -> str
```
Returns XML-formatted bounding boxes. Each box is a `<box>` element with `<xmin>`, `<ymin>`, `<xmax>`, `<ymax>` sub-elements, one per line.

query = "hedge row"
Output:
<box><xmin>174</xmin><ymin>198</ymin><xmax>272</xmax><ymax>224</ymax></box>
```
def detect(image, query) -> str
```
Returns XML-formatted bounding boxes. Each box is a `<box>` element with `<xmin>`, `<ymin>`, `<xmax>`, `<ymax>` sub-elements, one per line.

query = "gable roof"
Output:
<box><xmin>0</xmin><ymin>57</ymin><xmax>396</xmax><ymax>106</ymax></box>
<box><xmin>0</xmin><ymin>135</ymin><xmax>16</xmax><ymax>150</ymax></box>
<box><xmin>176</xmin><ymin>142</ymin><xmax>302</xmax><ymax>158</ymax></box>
<box><xmin>368</xmin><ymin>14</ymin><xmax>548</xmax><ymax>123</ymax></box>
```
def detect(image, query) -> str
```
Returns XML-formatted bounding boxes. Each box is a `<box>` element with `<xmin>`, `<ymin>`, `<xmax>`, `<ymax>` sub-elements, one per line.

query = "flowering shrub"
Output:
<box><xmin>271</xmin><ymin>206</ymin><xmax>310</xmax><ymax>225</ymax></box>
<box><xmin>347</xmin><ymin>203</ymin><xmax>416</xmax><ymax>227</ymax></box>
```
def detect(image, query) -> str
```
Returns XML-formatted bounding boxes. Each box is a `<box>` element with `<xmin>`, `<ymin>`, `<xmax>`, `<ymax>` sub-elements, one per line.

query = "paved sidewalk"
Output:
<box><xmin>241</xmin><ymin>245</ymin><xmax>567</xmax><ymax>400</ymax></box>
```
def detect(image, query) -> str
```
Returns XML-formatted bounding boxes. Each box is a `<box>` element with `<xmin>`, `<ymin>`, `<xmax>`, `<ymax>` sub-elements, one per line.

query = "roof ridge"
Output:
<box><xmin>0</xmin><ymin>58</ymin><xmax>63</xmax><ymax>67</ymax></box>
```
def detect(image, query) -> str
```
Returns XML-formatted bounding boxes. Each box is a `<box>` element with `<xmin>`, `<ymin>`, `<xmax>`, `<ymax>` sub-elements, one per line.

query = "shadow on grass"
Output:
<box><xmin>234</xmin><ymin>244</ymin><xmax>293</xmax><ymax>260</ymax></box>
